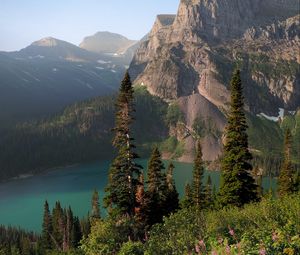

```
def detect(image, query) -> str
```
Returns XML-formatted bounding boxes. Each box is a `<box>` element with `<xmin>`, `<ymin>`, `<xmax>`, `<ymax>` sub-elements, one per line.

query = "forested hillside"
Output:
<box><xmin>0</xmin><ymin>87</ymin><xmax>299</xmax><ymax>181</ymax></box>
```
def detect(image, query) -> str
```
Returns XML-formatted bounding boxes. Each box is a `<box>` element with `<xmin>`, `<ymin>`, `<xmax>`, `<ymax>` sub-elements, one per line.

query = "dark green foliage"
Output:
<box><xmin>41</xmin><ymin>201</ymin><xmax>83</xmax><ymax>253</ymax></box>
<box><xmin>104</xmin><ymin>72</ymin><xmax>142</xmax><ymax>217</ymax></box>
<box><xmin>181</xmin><ymin>183</ymin><xmax>193</xmax><ymax>208</ymax></box>
<box><xmin>91</xmin><ymin>190</ymin><xmax>101</xmax><ymax>220</ymax></box>
<box><xmin>41</xmin><ymin>200</ymin><xmax>52</xmax><ymax>251</ymax></box>
<box><xmin>143</xmin><ymin>147</ymin><xmax>166</xmax><ymax>226</ymax></box>
<box><xmin>278</xmin><ymin>129</ymin><xmax>295</xmax><ymax>196</ymax></box>
<box><xmin>191</xmin><ymin>141</ymin><xmax>205</xmax><ymax>208</ymax></box>
<box><xmin>146</xmin><ymin>147</ymin><xmax>165</xmax><ymax>194</ymax></box>
<box><xmin>0</xmin><ymin>225</ymin><xmax>39</xmax><ymax>255</ymax></box>
<box><xmin>218</xmin><ymin>70</ymin><xmax>258</xmax><ymax>207</ymax></box>
<box><xmin>165</xmin><ymin>103</ymin><xmax>184</xmax><ymax>126</ymax></box>
<box><xmin>204</xmin><ymin>175</ymin><xmax>213</xmax><ymax>209</ymax></box>
<box><xmin>164</xmin><ymin>163</ymin><xmax>179</xmax><ymax>215</ymax></box>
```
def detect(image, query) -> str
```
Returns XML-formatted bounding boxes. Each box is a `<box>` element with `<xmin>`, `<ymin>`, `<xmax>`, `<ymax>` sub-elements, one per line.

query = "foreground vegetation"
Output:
<box><xmin>2</xmin><ymin>193</ymin><xmax>299</xmax><ymax>255</ymax></box>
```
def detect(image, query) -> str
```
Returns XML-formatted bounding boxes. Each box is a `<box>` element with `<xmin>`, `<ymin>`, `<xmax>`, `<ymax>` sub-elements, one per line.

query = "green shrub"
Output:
<box><xmin>165</xmin><ymin>103</ymin><xmax>184</xmax><ymax>126</ymax></box>
<box><xmin>118</xmin><ymin>241</ymin><xmax>144</xmax><ymax>255</ymax></box>
<box><xmin>145</xmin><ymin>193</ymin><xmax>300</xmax><ymax>254</ymax></box>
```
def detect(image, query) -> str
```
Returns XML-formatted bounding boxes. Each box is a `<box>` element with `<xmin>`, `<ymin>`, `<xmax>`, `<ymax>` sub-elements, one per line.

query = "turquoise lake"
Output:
<box><xmin>0</xmin><ymin>160</ymin><xmax>276</xmax><ymax>232</ymax></box>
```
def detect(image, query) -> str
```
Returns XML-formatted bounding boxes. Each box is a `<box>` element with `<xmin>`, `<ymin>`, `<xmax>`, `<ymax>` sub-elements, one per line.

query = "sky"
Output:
<box><xmin>0</xmin><ymin>0</ymin><xmax>179</xmax><ymax>52</ymax></box>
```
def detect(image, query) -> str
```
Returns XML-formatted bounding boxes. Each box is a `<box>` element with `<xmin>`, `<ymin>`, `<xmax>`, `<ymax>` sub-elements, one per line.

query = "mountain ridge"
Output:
<box><xmin>129</xmin><ymin>0</ymin><xmax>300</xmax><ymax>161</ymax></box>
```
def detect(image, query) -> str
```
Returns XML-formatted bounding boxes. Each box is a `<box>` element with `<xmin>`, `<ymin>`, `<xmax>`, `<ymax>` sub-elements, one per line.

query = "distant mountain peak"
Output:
<box><xmin>31</xmin><ymin>37</ymin><xmax>62</xmax><ymax>47</ymax></box>
<box><xmin>79</xmin><ymin>31</ymin><xmax>137</xmax><ymax>54</ymax></box>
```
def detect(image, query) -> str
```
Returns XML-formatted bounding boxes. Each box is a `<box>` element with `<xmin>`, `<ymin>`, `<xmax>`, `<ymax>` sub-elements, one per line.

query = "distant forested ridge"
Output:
<box><xmin>0</xmin><ymin>87</ymin><xmax>168</xmax><ymax>180</ymax></box>
<box><xmin>0</xmin><ymin>87</ymin><xmax>299</xmax><ymax>181</ymax></box>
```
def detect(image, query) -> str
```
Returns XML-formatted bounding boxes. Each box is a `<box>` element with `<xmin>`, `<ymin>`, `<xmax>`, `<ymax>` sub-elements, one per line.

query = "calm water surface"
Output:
<box><xmin>0</xmin><ymin>160</ymin><xmax>276</xmax><ymax>232</ymax></box>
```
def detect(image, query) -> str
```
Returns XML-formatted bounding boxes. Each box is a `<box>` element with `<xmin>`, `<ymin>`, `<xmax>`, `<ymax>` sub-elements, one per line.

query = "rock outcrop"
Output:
<box><xmin>129</xmin><ymin>0</ymin><xmax>300</xmax><ymax>161</ymax></box>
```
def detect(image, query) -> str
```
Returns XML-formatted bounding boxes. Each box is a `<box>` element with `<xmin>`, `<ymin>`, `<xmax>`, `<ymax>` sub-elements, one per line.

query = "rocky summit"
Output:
<box><xmin>129</xmin><ymin>0</ymin><xmax>300</xmax><ymax>161</ymax></box>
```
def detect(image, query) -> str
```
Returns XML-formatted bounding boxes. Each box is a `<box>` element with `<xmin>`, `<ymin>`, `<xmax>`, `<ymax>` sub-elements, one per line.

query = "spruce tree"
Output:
<box><xmin>192</xmin><ymin>141</ymin><xmax>205</xmax><ymax>208</ymax></box>
<box><xmin>147</xmin><ymin>147</ymin><xmax>165</xmax><ymax>194</ymax></box>
<box><xmin>52</xmin><ymin>201</ymin><xmax>64</xmax><ymax>250</ymax></box>
<box><xmin>218</xmin><ymin>70</ymin><xmax>258</xmax><ymax>207</ymax></box>
<box><xmin>278</xmin><ymin>129</ymin><xmax>295</xmax><ymax>196</ymax></box>
<box><xmin>71</xmin><ymin>216</ymin><xmax>82</xmax><ymax>248</ymax></box>
<box><xmin>41</xmin><ymin>200</ymin><xmax>52</xmax><ymax>250</ymax></box>
<box><xmin>91</xmin><ymin>189</ymin><xmax>101</xmax><ymax>220</ymax></box>
<box><xmin>144</xmin><ymin>147</ymin><xmax>166</xmax><ymax>226</ymax></box>
<box><xmin>163</xmin><ymin>162</ymin><xmax>179</xmax><ymax>215</ymax></box>
<box><xmin>181</xmin><ymin>183</ymin><xmax>193</xmax><ymax>208</ymax></box>
<box><xmin>104</xmin><ymin>71</ymin><xmax>142</xmax><ymax>216</ymax></box>
<box><xmin>135</xmin><ymin>174</ymin><xmax>145</xmax><ymax>224</ymax></box>
<box><xmin>204</xmin><ymin>175</ymin><xmax>213</xmax><ymax>209</ymax></box>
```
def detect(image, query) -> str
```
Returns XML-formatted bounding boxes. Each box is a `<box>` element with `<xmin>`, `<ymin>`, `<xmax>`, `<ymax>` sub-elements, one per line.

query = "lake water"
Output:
<box><xmin>0</xmin><ymin>160</ymin><xmax>276</xmax><ymax>232</ymax></box>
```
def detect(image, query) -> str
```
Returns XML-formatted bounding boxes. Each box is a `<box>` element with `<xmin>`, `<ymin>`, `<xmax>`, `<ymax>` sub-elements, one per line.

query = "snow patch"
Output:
<box><xmin>85</xmin><ymin>83</ymin><xmax>93</xmax><ymax>90</ymax></box>
<box><xmin>95</xmin><ymin>66</ymin><xmax>104</xmax><ymax>70</ymax></box>
<box><xmin>257</xmin><ymin>108</ymin><xmax>285</xmax><ymax>122</ymax></box>
<box><xmin>111</xmin><ymin>70</ymin><xmax>116</xmax><ymax>73</ymax></box>
<box><xmin>97</xmin><ymin>60</ymin><xmax>108</xmax><ymax>64</ymax></box>
<box><xmin>22</xmin><ymin>71</ymin><xmax>40</xmax><ymax>82</ymax></box>
<box><xmin>52</xmin><ymin>68</ymin><xmax>58</xmax><ymax>72</ymax></box>
<box><xmin>33</xmin><ymin>55</ymin><xmax>45</xmax><ymax>59</ymax></box>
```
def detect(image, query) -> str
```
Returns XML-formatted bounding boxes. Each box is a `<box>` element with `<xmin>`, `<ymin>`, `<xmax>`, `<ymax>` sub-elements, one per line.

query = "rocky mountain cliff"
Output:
<box><xmin>129</xmin><ymin>0</ymin><xmax>300</xmax><ymax>161</ymax></box>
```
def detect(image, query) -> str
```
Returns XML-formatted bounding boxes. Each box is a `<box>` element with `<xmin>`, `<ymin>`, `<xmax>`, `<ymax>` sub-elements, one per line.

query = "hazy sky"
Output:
<box><xmin>0</xmin><ymin>0</ymin><xmax>179</xmax><ymax>52</ymax></box>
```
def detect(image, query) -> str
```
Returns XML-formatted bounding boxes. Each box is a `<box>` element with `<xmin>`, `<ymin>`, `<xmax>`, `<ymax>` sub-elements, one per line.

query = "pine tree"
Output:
<box><xmin>71</xmin><ymin>216</ymin><xmax>82</xmax><ymax>248</ymax></box>
<box><xmin>65</xmin><ymin>206</ymin><xmax>74</xmax><ymax>250</ymax></box>
<box><xmin>278</xmin><ymin>129</ymin><xmax>295</xmax><ymax>196</ymax></box>
<box><xmin>91</xmin><ymin>189</ymin><xmax>101</xmax><ymax>220</ymax></box>
<box><xmin>204</xmin><ymin>175</ymin><xmax>213</xmax><ymax>209</ymax></box>
<box><xmin>181</xmin><ymin>183</ymin><xmax>193</xmax><ymax>208</ymax></box>
<box><xmin>147</xmin><ymin>147</ymin><xmax>165</xmax><ymax>194</ymax></box>
<box><xmin>163</xmin><ymin>162</ymin><xmax>179</xmax><ymax>215</ymax></box>
<box><xmin>52</xmin><ymin>201</ymin><xmax>64</xmax><ymax>250</ymax></box>
<box><xmin>135</xmin><ymin>174</ymin><xmax>145</xmax><ymax>224</ymax></box>
<box><xmin>104</xmin><ymin>71</ymin><xmax>142</xmax><ymax>216</ymax></box>
<box><xmin>218</xmin><ymin>70</ymin><xmax>258</xmax><ymax>207</ymax></box>
<box><xmin>294</xmin><ymin>171</ymin><xmax>300</xmax><ymax>192</ymax></box>
<box><xmin>41</xmin><ymin>200</ymin><xmax>52</xmax><ymax>250</ymax></box>
<box><xmin>192</xmin><ymin>141</ymin><xmax>205</xmax><ymax>208</ymax></box>
<box><xmin>144</xmin><ymin>147</ymin><xmax>166</xmax><ymax>226</ymax></box>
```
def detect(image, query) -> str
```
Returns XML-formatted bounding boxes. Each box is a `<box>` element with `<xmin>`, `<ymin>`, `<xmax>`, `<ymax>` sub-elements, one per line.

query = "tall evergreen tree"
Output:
<box><xmin>91</xmin><ymin>189</ymin><xmax>101</xmax><ymax>220</ymax></box>
<box><xmin>52</xmin><ymin>201</ymin><xmax>64</xmax><ymax>250</ymax></box>
<box><xmin>41</xmin><ymin>200</ymin><xmax>52</xmax><ymax>250</ymax></box>
<box><xmin>104</xmin><ymin>71</ymin><xmax>142</xmax><ymax>216</ymax></box>
<box><xmin>144</xmin><ymin>147</ymin><xmax>166</xmax><ymax>226</ymax></box>
<box><xmin>192</xmin><ymin>141</ymin><xmax>205</xmax><ymax>208</ymax></box>
<box><xmin>163</xmin><ymin>162</ymin><xmax>179</xmax><ymax>215</ymax></box>
<box><xmin>278</xmin><ymin>129</ymin><xmax>295</xmax><ymax>196</ymax></box>
<box><xmin>147</xmin><ymin>147</ymin><xmax>165</xmax><ymax>194</ymax></box>
<box><xmin>204</xmin><ymin>175</ymin><xmax>213</xmax><ymax>209</ymax></box>
<box><xmin>71</xmin><ymin>216</ymin><xmax>82</xmax><ymax>248</ymax></box>
<box><xmin>181</xmin><ymin>183</ymin><xmax>193</xmax><ymax>208</ymax></box>
<box><xmin>218</xmin><ymin>70</ymin><xmax>258</xmax><ymax>207</ymax></box>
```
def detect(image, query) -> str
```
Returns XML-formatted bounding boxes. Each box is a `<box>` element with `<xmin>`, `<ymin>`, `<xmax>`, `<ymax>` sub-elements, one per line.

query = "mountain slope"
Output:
<box><xmin>129</xmin><ymin>0</ymin><xmax>300</xmax><ymax>161</ymax></box>
<box><xmin>0</xmin><ymin>37</ymin><xmax>132</xmax><ymax>125</ymax></box>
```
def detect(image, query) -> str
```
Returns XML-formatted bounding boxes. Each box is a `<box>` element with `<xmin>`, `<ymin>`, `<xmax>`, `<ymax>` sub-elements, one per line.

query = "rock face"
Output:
<box><xmin>129</xmin><ymin>0</ymin><xmax>300</xmax><ymax>161</ymax></box>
